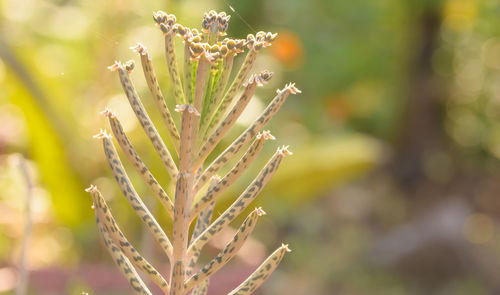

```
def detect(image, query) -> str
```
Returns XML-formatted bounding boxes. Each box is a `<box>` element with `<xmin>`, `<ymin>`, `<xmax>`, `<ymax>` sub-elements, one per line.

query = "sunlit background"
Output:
<box><xmin>1</xmin><ymin>0</ymin><xmax>500</xmax><ymax>294</ymax></box>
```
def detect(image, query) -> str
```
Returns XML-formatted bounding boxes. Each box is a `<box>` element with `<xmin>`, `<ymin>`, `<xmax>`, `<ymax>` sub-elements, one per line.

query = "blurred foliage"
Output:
<box><xmin>1</xmin><ymin>0</ymin><xmax>500</xmax><ymax>294</ymax></box>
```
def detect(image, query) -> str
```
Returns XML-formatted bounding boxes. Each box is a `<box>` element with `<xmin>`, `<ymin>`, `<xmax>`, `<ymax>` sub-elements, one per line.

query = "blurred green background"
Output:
<box><xmin>1</xmin><ymin>0</ymin><xmax>500</xmax><ymax>294</ymax></box>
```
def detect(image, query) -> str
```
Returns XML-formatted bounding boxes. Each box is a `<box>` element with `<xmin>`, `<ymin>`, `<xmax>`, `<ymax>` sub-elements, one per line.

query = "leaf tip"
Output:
<box><xmin>244</xmin><ymin>70</ymin><xmax>273</xmax><ymax>87</ymax></box>
<box><xmin>258</xmin><ymin>130</ymin><xmax>276</xmax><ymax>141</ymax></box>
<box><xmin>211</xmin><ymin>175</ymin><xmax>222</xmax><ymax>183</ymax></box>
<box><xmin>130</xmin><ymin>42</ymin><xmax>148</xmax><ymax>56</ymax></box>
<box><xmin>175</xmin><ymin>104</ymin><xmax>200</xmax><ymax>116</ymax></box>
<box><xmin>107</xmin><ymin>60</ymin><xmax>134</xmax><ymax>74</ymax></box>
<box><xmin>153</xmin><ymin>11</ymin><xmax>176</xmax><ymax>34</ymax></box>
<box><xmin>174</xmin><ymin>104</ymin><xmax>186</xmax><ymax>112</ymax></box>
<box><xmin>107</xmin><ymin>61</ymin><xmax>121</xmax><ymax>72</ymax></box>
<box><xmin>93</xmin><ymin>129</ymin><xmax>112</xmax><ymax>140</ymax></box>
<box><xmin>281</xmin><ymin>243</ymin><xmax>292</xmax><ymax>253</ymax></box>
<box><xmin>277</xmin><ymin>83</ymin><xmax>301</xmax><ymax>95</ymax></box>
<box><xmin>124</xmin><ymin>60</ymin><xmax>135</xmax><ymax>73</ymax></box>
<box><xmin>85</xmin><ymin>184</ymin><xmax>97</xmax><ymax>193</ymax></box>
<box><xmin>278</xmin><ymin>145</ymin><xmax>293</xmax><ymax>157</ymax></box>
<box><xmin>255</xmin><ymin>207</ymin><xmax>267</xmax><ymax>216</ymax></box>
<box><xmin>100</xmin><ymin>108</ymin><xmax>116</xmax><ymax>119</ymax></box>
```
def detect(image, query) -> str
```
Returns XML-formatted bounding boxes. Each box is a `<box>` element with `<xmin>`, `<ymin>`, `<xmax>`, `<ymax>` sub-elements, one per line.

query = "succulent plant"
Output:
<box><xmin>86</xmin><ymin>9</ymin><xmax>300</xmax><ymax>295</ymax></box>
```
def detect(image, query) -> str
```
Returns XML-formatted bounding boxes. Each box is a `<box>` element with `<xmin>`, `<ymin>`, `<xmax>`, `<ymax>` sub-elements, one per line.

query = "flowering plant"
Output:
<box><xmin>86</xmin><ymin>10</ymin><xmax>300</xmax><ymax>295</ymax></box>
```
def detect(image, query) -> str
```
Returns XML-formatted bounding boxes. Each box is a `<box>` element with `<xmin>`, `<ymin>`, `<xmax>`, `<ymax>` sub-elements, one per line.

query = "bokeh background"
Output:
<box><xmin>1</xmin><ymin>0</ymin><xmax>500</xmax><ymax>294</ymax></box>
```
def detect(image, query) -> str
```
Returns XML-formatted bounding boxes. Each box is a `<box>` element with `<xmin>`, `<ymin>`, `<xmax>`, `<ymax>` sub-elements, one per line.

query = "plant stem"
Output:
<box><xmin>15</xmin><ymin>156</ymin><xmax>32</xmax><ymax>295</ymax></box>
<box><xmin>171</xmin><ymin>105</ymin><xmax>199</xmax><ymax>295</ymax></box>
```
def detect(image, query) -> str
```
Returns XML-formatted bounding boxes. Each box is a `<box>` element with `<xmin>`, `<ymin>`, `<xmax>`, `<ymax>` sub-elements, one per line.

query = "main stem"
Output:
<box><xmin>171</xmin><ymin>105</ymin><xmax>197</xmax><ymax>295</ymax></box>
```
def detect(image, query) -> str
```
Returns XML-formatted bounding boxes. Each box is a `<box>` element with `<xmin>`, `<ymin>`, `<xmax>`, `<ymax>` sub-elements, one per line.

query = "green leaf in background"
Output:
<box><xmin>267</xmin><ymin>134</ymin><xmax>384</xmax><ymax>204</ymax></box>
<box><xmin>6</xmin><ymin>74</ymin><xmax>88</xmax><ymax>227</ymax></box>
<box><xmin>211</xmin><ymin>134</ymin><xmax>383</xmax><ymax>213</ymax></box>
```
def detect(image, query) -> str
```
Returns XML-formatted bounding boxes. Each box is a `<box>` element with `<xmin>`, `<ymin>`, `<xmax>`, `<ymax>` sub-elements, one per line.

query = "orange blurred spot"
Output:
<box><xmin>271</xmin><ymin>31</ymin><xmax>304</xmax><ymax>68</ymax></box>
